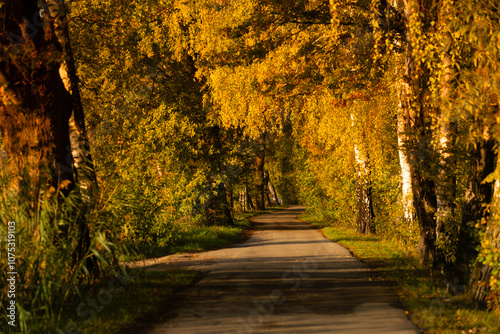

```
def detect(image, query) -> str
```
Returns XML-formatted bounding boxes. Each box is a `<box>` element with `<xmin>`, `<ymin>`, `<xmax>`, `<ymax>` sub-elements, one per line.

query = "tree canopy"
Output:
<box><xmin>1</xmin><ymin>0</ymin><xmax>500</xmax><ymax>331</ymax></box>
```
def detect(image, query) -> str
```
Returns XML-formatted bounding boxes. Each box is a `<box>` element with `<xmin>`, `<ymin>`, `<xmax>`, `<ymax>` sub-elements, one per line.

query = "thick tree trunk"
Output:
<box><xmin>435</xmin><ymin>119</ymin><xmax>456</xmax><ymax>258</ymax></box>
<box><xmin>46</xmin><ymin>0</ymin><xmax>98</xmax><ymax>200</ymax></box>
<box><xmin>470</xmin><ymin>160</ymin><xmax>500</xmax><ymax>303</ymax></box>
<box><xmin>0</xmin><ymin>0</ymin><xmax>98</xmax><ymax>269</ymax></box>
<box><xmin>402</xmin><ymin>0</ymin><xmax>438</xmax><ymax>265</ymax></box>
<box><xmin>393</xmin><ymin>1</ymin><xmax>416</xmax><ymax>228</ymax></box>
<box><xmin>46</xmin><ymin>0</ymin><xmax>99</xmax><ymax>266</ymax></box>
<box><xmin>222</xmin><ymin>183</ymin><xmax>235</xmax><ymax>225</ymax></box>
<box><xmin>203</xmin><ymin>125</ymin><xmax>233</xmax><ymax>225</ymax></box>
<box><xmin>456</xmin><ymin>139</ymin><xmax>495</xmax><ymax>289</ymax></box>
<box><xmin>263</xmin><ymin>170</ymin><xmax>271</xmax><ymax>207</ymax></box>
<box><xmin>0</xmin><ymin>0</ymin><xmax>75</xmax><ymax>196</ymax></box>
<box><xmin>402</xmin><ymin>76</ymin><xmax>437</xmax><ymax>265</ymax></box>
<box><xmin>221</xmin><ymin>183</ymin><xmax>233</xmax><ymax>225</ymax></box>
<box><xmin>470</xmin><ymin>140</ymin><xmax>500</xmax><ymax>302</ymax></box>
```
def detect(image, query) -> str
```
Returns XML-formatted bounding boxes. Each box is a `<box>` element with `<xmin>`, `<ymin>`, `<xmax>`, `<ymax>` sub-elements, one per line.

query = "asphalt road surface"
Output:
<box><xmin>138</xmin><ymin>206</ymin><xmax>420</xmax><ymax>334</ymax></box>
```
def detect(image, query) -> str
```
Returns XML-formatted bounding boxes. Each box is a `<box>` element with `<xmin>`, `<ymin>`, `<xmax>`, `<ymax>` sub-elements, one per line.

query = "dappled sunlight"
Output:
<box><xmin>143</xmin><ymin>207</ymin><xmax>418</xmax><ymax>333</ymax></box>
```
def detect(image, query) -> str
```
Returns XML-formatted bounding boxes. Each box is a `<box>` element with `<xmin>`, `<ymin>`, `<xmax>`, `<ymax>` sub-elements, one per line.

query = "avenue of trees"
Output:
<box><xmin>1</xmin><ymin>0</ymin><xmax>500</xmax><ymax>331</ymax></box>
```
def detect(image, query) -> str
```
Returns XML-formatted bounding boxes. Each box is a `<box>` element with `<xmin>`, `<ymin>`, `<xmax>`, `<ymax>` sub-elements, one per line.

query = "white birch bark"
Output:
<box><xmin>397</xmin><ymin>99</ymin><xmax>416</xmax><ymax>224</ymax></box>
<box><xmin>392</xmin><ymin>0</ymin><xmax>416</xmax><ymax>226</ymax></box>
<box><xmin>435</xmin><ymin>5</ymin><xmax>456</xmax><ymax>244</ymax></box>
<box><xmin>351</xmin><ymin>114</ymin><xmax>369</xmax><ymax>178</ymax></box>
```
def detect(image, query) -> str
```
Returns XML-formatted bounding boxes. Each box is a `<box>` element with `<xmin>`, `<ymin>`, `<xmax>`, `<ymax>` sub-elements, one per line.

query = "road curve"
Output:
<box><xmin>142</xmin><ymin>206</ymin><xmax>420</xmax><ymax>334</ymax></box>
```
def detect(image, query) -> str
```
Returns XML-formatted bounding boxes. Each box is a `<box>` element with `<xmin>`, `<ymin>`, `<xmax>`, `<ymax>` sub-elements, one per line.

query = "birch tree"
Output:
<box><xmin>399</xmin><ymin>0</ymin><xmax>439</xmax><ymax>264</ymax></box>
<box><xmin>397</xmin><ymin>100</ymin><xmax>416</xmax><ymax>225</ymax></box>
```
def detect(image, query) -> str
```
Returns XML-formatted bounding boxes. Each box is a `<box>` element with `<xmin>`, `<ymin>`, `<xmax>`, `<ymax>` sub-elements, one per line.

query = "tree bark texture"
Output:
<box><xmin>46</xmin><ymin>0</ymin><xmax>98</xmax><ymax>200</ymax></box>
<box><xmin>470</xmin><ymin>146</ymin><xmax>500</xmax><ymax>303</ymax></box>
<box><xmin>245</xmin><ymin>186</ymin><xmax>255</xmax><ymax>211</ymax></box>
<box><xmin>433</xmin><ymin>1</ymin><xmax>458</xmax><ymax>274</ymax></box>
<box><xmin>204</xmin><ymin>182</ymin><xmax>233</xmax><ymax>225</ymax></box>
<box><xmin>0</xmin><ymin>0</ymin><xmax>75</xmax><ymax>196</ymax></box>
<box><xmin>397</xmin><ymin>100</ymin><xmax>416</xmax><ymax>225</ymax></box>
<box><xmin>394</xmin><ymin>0</ymin><xmax>416</xmax><ymax>229</ymax></box>
<box><xmin>456</xmin><ymin>139</ymin><xmax>495</xmax><ymax>288</ymax></box>
<box><xmin>239</xmin><ymin>186</ymin><xmax>255</xmax><ymax>212</ymax></box>
<box><xmin>356</xmin><ymin>176</ymin><xmax>375</xmax><ymax>234</ymax></box>
<box><xmin>402</xmin><ymin>0</ymin><xmax>438</xmax><ymax>264</ymax></box>
<box><xmin>0</xmin><ymin>0</ymin><xmax>98</xmax><ymax>267</ymax></box>
<box><xmin>254</xmin><ymin>137</ymin><xmax>266</xmax><ymax>211</ymax></box>
<box><xmin>266</xmin><ymin>173</ymin><xmax>280</xmax><ymax>206</ymax></box>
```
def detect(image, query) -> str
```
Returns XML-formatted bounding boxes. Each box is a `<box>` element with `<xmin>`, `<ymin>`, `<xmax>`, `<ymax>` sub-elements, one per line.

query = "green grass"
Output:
<box><xmin>301</xmin><ymin>213</ymin><xmax>500</xmax><ymax>334</ymax></box>
<box><xmin>61</xmin><ymin>269</ymin><xmax>202</xmax><ymax>334</ymax></box>
<box><xmin>121</xmin><ymin>208</ymin><xmax>283</xmax><ymax>261</ymax></box>
<box><xmin>173</xmin><ymin>212</ymin><xmax>255</xmax><ymax>253</ymax></box>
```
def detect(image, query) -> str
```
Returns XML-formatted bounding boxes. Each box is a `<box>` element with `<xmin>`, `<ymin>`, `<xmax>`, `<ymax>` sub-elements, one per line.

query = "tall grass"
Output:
<box><xmin>0</xmin><ymin>167</ymin><xmax>120</xmax><ymax>333</ymax></box>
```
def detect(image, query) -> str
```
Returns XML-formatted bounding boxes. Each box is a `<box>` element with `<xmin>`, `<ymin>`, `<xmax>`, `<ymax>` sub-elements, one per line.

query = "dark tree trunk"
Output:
<box><xmin>45</xmin><ymin>0</ymin><xmax>99</xmax><ymax>268</ymax></box>
<box><xmin>45</xmin><ymin>0</ymin><xmax>98</xmax><ymax>198</ymax></box>
<box><xmin>0</xmin><ymin>0</ymin><xmax>99</xmax><ymax>269</ymax></box>
<box><xmin>433</xmin><ymin>0</ymin><xmax>460</xmax><ymax>277</ymax></box>
<box><xmin>204</xmin><ymin>182</ymin><xmax>233</xmax><ymax>225</ymax></box>
<box><xmin>352</xmin><ymin>113</ymin><xmax>374</xmax><ymax>234</ymax></box>
<box><xmin>227</xmin><ymin>183</ymin><xmax>234</xmax><ymax>216</ymax></box>
<box><xmin>254</xmin><ymin>138</ymin><xmax>266</xmax><ymax>211</ymax></box>
<box><xmin>470</xmin><ymin>198</ymin><xmax>500</xmax><ymax>303</ymax></box>
<box><xmin>219</xmin><ymin>183</ymin><xmax>233</xmax><ymax>225</ymax></box>
<box><xmin>411</xmin><ymin>164</ymin><xmax>438</xmax><ymax>265</ymax></box>
<box><xmin>401</xmin><ymin>0</ymin><xmax>438</xmax><ymax>265</ymax></box>
<box><xmin>263</xmin><ymin>171</ymin><xmax>271</xmax><ymax>207</ymax></box>
<box><xmin>456</xmin><ymin>139</ymin><xmax>496</xmax><ymax>290</ymax></box>
<box><xmin>469</xmin><ymin>139</ymin><xmax>500</xmax><ymax>302</ymax></box>
<box><xmin>356</xmin><ymin>176</ymin><xmax>375</xmax><ymax>234</ymax></box>
<box><xmin>403</xmin><ymin>87</ymin><xmax>437</xmax><ymax>264</ymax></box>
<box><xmin>0</xmin><ymin>0</ymin><xmax>75</xmax><ymax>196</ymax></box>
<box><xmin>203</xmin><ymin>125</ymin><xmax>233</xmax><ymax>225</ymax></box>
<box><xmin>245</xmin><ymin>186</ymin><xmax>255</xmax><ymax>211</ymax></box>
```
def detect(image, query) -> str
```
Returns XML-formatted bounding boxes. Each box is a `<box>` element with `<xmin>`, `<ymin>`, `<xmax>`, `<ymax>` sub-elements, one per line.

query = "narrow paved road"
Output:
<box><xmin>142</xmin><ymin>206</ymin><xmax>420</xmax><ymax>334</ymax></box>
